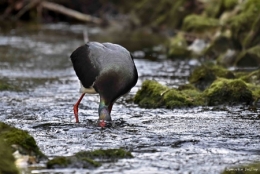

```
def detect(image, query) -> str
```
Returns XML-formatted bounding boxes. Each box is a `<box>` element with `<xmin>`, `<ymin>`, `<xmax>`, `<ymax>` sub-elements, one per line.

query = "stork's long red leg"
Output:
<box><xmin>73</xmin><ymin>93</ymin><xmax>85</xmax><ymax>123</ymax></box>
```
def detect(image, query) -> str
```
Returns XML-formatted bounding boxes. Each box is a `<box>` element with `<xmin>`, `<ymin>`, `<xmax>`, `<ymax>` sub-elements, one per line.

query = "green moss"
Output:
<box><xmin>189</xmin><ymin>65</ymin><xmax>234</xmax><ymax>91</ymax></box>
<box><xmin>47</xmin><ymin>149</ymin><xmax>132</xmax><ymax>169</ymax></box>
<box><xmin>222</xmin><ymin>161</ymin><xmax>260</xmax><ymax>174</ymax></box>
<box><xmin>134</xmin><ymin>80</ymin><xmax>167</xmax><ymax>108</ymax></box>
<box><xmin>204</xmin><ymin>78</ymin><xmax>253</xmax><ymax>105</ymax></box>
<box><xmin>46</xmin><ymin>157</ymin><xmax>71</xmax><ymax>169</ymax></box>
<box><xmin>134</xmin><ymin>80</ymin><xmax>206</xmax><ymax>108</ymax></box>
<box><xmin>0</xmin><ymin>139</ymin><xmax>19</xmax><ymax>174</ymax></box>
<box><xmin>167</xmin><ymin>33</ymin><xmax>191</xmax><ymax>59</ymax></box>
<box><xmin>76</xmin><ymin>148</ymin><xmax>133</xmax><ymax>159</ymax></box>
<box><xmin>0</xmin><ymin>122</ymin><xmax>45</xmax><ymax>159</ymax></box>
<box><xmin>182</xmin><ymin>14</ymin><xmax>219</xmax><ymax>32</ymax></box>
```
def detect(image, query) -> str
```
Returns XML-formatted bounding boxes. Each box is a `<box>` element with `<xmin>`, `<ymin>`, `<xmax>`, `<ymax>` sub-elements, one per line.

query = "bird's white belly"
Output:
<box><xmin>79</xmin><ymin>82</ymin><xmax>97</xmax><ymax>94</ymax></box>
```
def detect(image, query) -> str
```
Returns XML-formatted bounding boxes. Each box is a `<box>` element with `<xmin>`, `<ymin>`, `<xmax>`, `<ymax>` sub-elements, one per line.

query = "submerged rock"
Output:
<box><xmin>204</xmin><ymin>78</ymin><xmax>253</xmax><ymax>106</ymax></box>
<box><xmin>0</xmin><ymin>138</ymin><xmax>19</xmax><ymax>174</ymax></box>
<box><xmin>47</xmin><ymin>149</ymin><xmax>133</xmax><ymax>169</ymax></box>
<box><xmin>188</xmin><ymin>65</ymin><xmax>235</xmax><ymax>91</ymax></box>
<box><xmin>134</xmin><ymin>80</ymin><xmax>205</xmax><ymax>108</ymax></box>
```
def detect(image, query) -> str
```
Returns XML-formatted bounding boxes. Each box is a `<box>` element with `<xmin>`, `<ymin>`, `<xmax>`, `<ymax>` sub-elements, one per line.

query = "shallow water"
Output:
<box><xmin>0</xmin><ymin>24</ymin><xmax>259</xmax><ymax>174</ymax></box>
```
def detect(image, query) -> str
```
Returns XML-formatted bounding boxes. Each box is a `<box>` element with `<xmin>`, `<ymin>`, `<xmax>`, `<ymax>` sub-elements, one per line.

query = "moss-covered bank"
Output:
<box><xmin>47</xmin><ymin>148</ymin><xmax>133</xmax><ymax>169</ymax></box>
<box><xmin>0</xmin><ymin>138</ymin><xmax>19</xmax><ymax>174</ymax></box>
<box><xmin>0</xmin><ymin>122</ymin><xmax>45</xmax><ymax>160</ymax></box>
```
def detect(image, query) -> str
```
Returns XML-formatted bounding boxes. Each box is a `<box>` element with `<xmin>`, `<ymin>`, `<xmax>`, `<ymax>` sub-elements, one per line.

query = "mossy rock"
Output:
<box><xmin>47</xmin><ymin>156</ymin><xmax>100</xmax><ymax>169</ymax></box>
<box><xmin>189</xmin><ymin>65</ymin><xmax>235</xmax><ymax>91</ymax></box>
<box><xmin>182</xmin><ymin>14</ymin><xmax>219</xmax><ymax>33</ymax></box>
<box><xmin>0</xmin><ymin>138</ymin><xmax>19</xmax><ymax>174</ymax></box>
<box><xmin>47</xmin><ymin>149</ymin><xmax>133</xmax><ymax>169</ymax></box>
<box><xmin>75</xmin><ymin>148</ymin><xmax>133</xmax><ymax>160</ymax></box>
<box><xmin>235</xmin><ymin>45</ymin><xmax>260</xmax><ymax>67</ymax></box>
<box><xmin>204</xmin><ymin>78</ymin><xmax>253</xmax><ymax>105</ymax></box>
<box><xmin>134</xmin><ymin>80</ymin><xmax>206</xmax><ymax>108</ymax></box>
<box><xmin>167</xmin><ymin>33</ymin><xmax>191</xmax><ymax>59</ymax></box>
<box><xmin>222</xmin><ymin>161</ymin><xmax>260</xmax><ymax>174</ymax></box>
<box><xmin>0</xmin><ymin>122</ymin><xmax>45</xmax><ymax>160</ymax></box>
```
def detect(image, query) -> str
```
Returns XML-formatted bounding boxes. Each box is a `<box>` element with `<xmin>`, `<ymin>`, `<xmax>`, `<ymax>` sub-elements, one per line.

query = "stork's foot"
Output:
<box><xmin>98</xmin><ymin>120</ymin><xmax>113</xmax><ymax>128</ymax></box>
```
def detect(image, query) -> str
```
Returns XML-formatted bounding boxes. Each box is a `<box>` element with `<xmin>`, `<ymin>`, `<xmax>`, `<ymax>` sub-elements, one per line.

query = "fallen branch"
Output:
<box><xmin>41</xmin><ymin>1</ymin><xmax>102</xmax><ymax>24</ymax></box>
<box><xmin>14</xmin><ymin>0</ymin><xmax>41</xmax><ymax>20</ymax></box>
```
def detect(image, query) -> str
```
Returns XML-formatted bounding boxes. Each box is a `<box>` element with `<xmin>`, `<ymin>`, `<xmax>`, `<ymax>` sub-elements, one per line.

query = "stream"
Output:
<box><xmin>0</xmin><ymin>23</ymin><xmax>259</xmax><ymax>174</ymax></box>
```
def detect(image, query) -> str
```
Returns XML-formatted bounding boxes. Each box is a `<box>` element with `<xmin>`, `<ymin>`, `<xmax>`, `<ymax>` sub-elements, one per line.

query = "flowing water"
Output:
<box><xmin>0</xmin><ymin>23</ymin><xmax>259</xmax><ymax>174</ymax></box>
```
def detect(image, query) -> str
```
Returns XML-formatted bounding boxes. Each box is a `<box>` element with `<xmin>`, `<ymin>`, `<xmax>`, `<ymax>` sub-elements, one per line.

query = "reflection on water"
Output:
<box><xmin>0</xmin><ymin>24</ymin><xmax>259</xmax><ymax>174</ymax></box>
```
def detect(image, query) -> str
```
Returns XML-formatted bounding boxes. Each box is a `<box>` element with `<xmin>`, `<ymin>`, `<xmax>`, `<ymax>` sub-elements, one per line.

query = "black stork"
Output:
<box><xmin>70</xmin><ymin>42</ymin><xmax>138</xmax><ymax>127</ymax></box>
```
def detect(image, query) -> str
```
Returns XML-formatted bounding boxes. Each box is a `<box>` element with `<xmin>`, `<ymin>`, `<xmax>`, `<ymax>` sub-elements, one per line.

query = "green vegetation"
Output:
<box><xmin>75</xmin><ymin>148</ymin><xmax>133</xmax><ymax>159</ymax></box>
<box><xmin>47</xmin><ymin>157</ymin><xmax>73</xmax><ymax>169</ymax></box>
<box><xmin>47</xmin><ymin>148</ymin><xmax>133</xmax><ymax>169</ymax></box>
<box><xmin>0</xmin><ymin>138</ymin><xmax>19</xmax><ymax>174</ymax></box>
<box><xmin>0</xmin><ymin>122</ymin><xmax>45</xmax><ymax>159</ymax></box>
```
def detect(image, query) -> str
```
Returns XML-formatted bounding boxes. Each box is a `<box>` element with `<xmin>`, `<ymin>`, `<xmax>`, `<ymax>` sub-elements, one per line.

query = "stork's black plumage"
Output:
<box><xmin>70</xmin><ymin>42</ymin><xmax>138</xmax><ymax>127</ymax></box>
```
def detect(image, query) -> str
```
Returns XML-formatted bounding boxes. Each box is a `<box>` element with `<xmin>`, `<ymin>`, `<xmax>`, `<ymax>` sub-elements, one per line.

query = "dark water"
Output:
<box><xmin>0</xmin><ymin>23</ymin><xmax>259</xmax><ymax>174</ymax></box>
